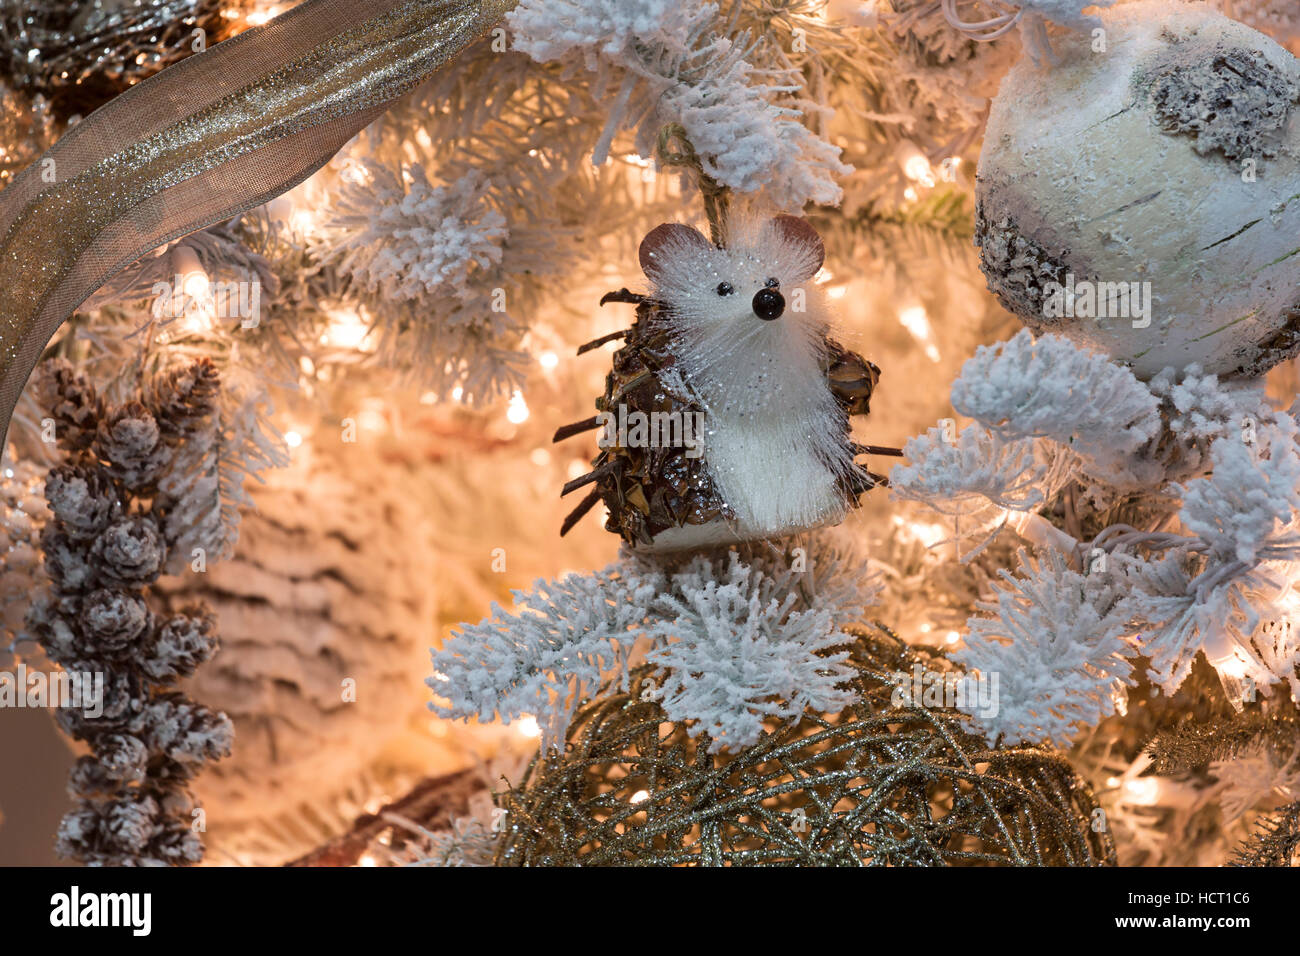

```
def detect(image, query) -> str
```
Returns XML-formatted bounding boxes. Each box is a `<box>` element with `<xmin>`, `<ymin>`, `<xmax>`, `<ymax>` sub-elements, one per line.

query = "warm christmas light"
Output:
<box><xmin>1205</xmin><ymin>638</ymin><xmax>1255</xmax><ymax>709</ymax></box>
<box><xmin>1122</xmin><ymin>778</ymin><xmax>1161</xmax><ymax>806</ymax></box>
<box><xmin>242</xmin><ymin>5</ymin><xmax>288</xmax><ymax>27</ymax></box>
<box><xmin>824</xmin><ymin>0</ymin><xmax>880</xmax><ymax>27</ymax></box>
<box><xmin>506</xmin><ymin>391</ymin><xmax>530</xmax><ymax>424</ymax></box>
<box><xmin>893</xmin><ymin>515</ymin><xmax>947</xmax><ymax>548</ymax></box>
<box><xmin>322</xmin><ymin>308</ymin><xmax>373</xmax><ymax>351</ymax></box>
<box><xmin>181</xmin><ymin>270</ymin><xmax>210</xmax><ymax>302</ymax></box>
<box><xmin>168</xmin><ymin>244</ymin><xmax>216</xmax><ymax>333</ymax></box>
<box><xmin>897</xmin><ymin>305</ymin><xmax>941</xmax><ymax>362</ymax></box>
<box><xmin>289</xmin><ymin>208</ymin><xmax>317</xmax><ymax>234</ymax></box>
<box><xmin>356</xmin><ymin>405</ymin><xmax>388</xmax><ymax>434</ymax></box>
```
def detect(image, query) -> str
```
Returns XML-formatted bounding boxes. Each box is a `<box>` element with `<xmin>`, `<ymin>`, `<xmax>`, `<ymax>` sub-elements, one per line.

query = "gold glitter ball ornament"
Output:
<box><xmin>493</xmin><ymin>627</ymin><xmax>1115</xmax><ymax>867</ymax></box>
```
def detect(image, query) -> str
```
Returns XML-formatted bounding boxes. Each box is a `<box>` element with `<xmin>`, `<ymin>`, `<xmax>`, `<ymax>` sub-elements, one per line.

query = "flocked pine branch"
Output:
<box><xmin>314</xmin><ymin>162</ymin><xmax>527</xmax><ymax>402</ymax></box>
<box><xmin>889</xmin><ymin>423</ymin><xmax>1079</xmax><ymax>559</ymax></box>
<box><xmin>506</xmin><ymin>0</ymin><xmax>852</xmax><ymax>210</ymax></box>
<box><xmin>1177</xmin><ymin>423</ymin><xmax>1300</xmax><ymax>568</ymax></box>
<box><xmin>954</xmin><ymin>549</ymin><xmax>1135</xmax><ymax>747</ymax></box>
<box><xmin>1211</xmin><ymin>743</ymin><xmax>1300</xmax><ymax>823</ymax></box>
<box><xmin>319</xmin><ymin>164</ymin><xmax>507</xmax><ymax>305</ymax></box>
<box><xmin>1146</xmin><ymin>363</ymin><xmax>1280</xmax><ymax>479</ymax></box>
<box><xmin>950</xmin><ymin>330</ymin><xmax>1162</xmax><ymax>486</ymax></box>
<box><xmin>152</xmin><ymin>360</ymin><xmax>289</xmax><ymax>573</ymax></box>
<box><xmin>428</xmin><ymin>559</ymin><xmax>662</xmax><ymax>745</ymax></box>
<box><xmin>895</xmin><ymin>322</ymin><xmax>1300</xmax><ymax>721</ymax></box>
<box><xmin>891</xmin><ymin>424</ymin><xmax>1048</xmax><ymax>515</ymax></box>
<box><xmin>430</xmin><ymin>537</ymin><xmax>878</xmax><ymax>751</ymax></box>
<box><xmin>641</xmin><ymin>547</ymin><xmax>875</xmax><ymax>751</ymax></box>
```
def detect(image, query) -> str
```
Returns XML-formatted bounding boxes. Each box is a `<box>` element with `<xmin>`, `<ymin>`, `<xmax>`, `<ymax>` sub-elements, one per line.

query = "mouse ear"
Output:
<box><xmin>639</xmin><ymin>223</ymin><xmax>711</xmax><ymax>277</ymax></box>
<box><xmin>770</xmin><ymin>215</ymin><xmax>825</xmax><ymax>277</ymax></box>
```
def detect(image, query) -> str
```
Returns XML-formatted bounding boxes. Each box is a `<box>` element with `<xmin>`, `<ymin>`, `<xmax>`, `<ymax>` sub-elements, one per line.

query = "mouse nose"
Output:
<box><xmin>752</xmin><ymin>287</ymin><xmax>785</xmax><ymax>321</ymax></box>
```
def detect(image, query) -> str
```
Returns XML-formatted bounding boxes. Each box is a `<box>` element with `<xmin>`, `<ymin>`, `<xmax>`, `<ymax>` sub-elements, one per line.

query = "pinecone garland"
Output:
<box><xmin>148</xmin><ymin>824</ymin><xmax>204</xmax><ymax>866</ymax></box>
<box><xmin>26</xmin><ymin>358</ymin><xmax>237</xmax><ymax>865</ymax></box>
<box><xmin>98</xmin><ymin>795</ymin><xmax>159</xmax><ymax>853</ymax></box>
<box><xmin>54</xmin><ymin>670</ymin><xmax>136</xmax><ymax>737</ymax></box>
<box><xmin>37</xmin><ymin>524</ymin><xmax>97</xmax><ymax>593</ymax></box>
<box><xmin>68</xmin><ymin>755</ymin><xmax>123</xmax><ymax>798</ymax></box>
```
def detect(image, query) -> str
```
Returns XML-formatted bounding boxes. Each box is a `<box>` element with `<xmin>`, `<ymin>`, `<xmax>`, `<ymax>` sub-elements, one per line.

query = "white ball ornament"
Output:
<box><xmin>975</xmin><ymin>1</ymin><xmax>1300</xmax><ymax>379</ymax></box>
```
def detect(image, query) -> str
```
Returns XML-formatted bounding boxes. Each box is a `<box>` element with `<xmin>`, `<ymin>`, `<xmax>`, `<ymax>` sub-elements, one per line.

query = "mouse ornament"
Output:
<box><xmin>554</xmin><ymin>214</ymin><xmax>898</xmax><ymax>551</ymax></box>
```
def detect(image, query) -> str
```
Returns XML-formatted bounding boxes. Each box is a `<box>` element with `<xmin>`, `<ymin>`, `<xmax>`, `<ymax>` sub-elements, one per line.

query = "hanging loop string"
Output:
<box><xmin>940</xmin><ymin>0</ymin><xmax>1023</xmax><ymax>42</ymax></box>
<box><xmin>655</xmin><ymin>123</ymin><xmax>732</xmax><ymax>247</ymax></box>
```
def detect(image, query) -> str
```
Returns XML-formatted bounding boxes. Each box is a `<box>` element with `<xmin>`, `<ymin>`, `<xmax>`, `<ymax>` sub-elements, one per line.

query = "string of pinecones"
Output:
<box><xmin>24</xmin><ymin>357</ymin><xmax>233</xmax><ymax>866</ymax></box>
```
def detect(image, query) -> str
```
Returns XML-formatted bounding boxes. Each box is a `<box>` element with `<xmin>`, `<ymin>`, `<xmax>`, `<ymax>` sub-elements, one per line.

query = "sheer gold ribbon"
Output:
<box><xmin>0</xmin><ymin>0</ymin><xmax>514</xmax><ymax>447</ymax></box>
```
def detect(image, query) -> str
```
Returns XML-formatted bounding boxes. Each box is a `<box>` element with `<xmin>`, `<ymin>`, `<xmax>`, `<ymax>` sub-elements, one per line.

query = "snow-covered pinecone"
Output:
<box><xmin>34</xmin><ymin>358</ymin><xmax>103</xmax><ymax>451</ymax></box>
<box><xmin>77</xmin><ymin>588</ymin><xmax>153</xmax><ymax>660</ymax></box>
<box><xmin>133</xmin><ymin>694</ymin><xmax>234</xmax><ymax>773</ymax></box>
<box><xmin>95</xmin><ymin>401</ymin><xmax>172</xmax><ymax>491</ymax></box>
<box><xmin>25</xmin><ymin>589</ymin><xmax>81</xmax><ymax>662</ymax></box>
<box><xmin>43</xmin><ymin>463</ymin><xmax>118</xmax><ymax>541</ymax></box>
<box><xmin>68</xmin><ymin>755</ymin><xmax>123</xmax><ymax>798</ymax></box>
<box><xmin>56</xmin><ymin>793</ymin><xmax>163</xmax><ymax>865</ymax></box>
<box><xmin>145</xmin><ymin>357</ymin><xmax>220</xmax><ymax>441</ymax></box>
<box><xmin>147</xmin><ymin>822</ymin><xmax>204</xmax><ymax>866</ymax></box>
<box><xmin>38</xmin><ymin>524</ymin><xmax>97</xmax><ymax>594</ymax></box>
<box><xmin>32</xmin><ymin>358</ymin><xmax>232</xmax><ymax>866</ymax></box>
<box><xmin>142</xmin><ymin>609</ymin><xmax>218</xmax><ymax>681</ymax></box>
<box><xmin>92</xmin><ymin>733</ymin><xmax>149</xmax><ymax>785</ymax></box>
<box><xmin>54</xmin><ymin>669</ymin><xmax>137</xmax><ymax>738</ymax></box>
<box><xmin>90</xmin><ymin>515</ymin><xmax>166</xmax><ymax>589</ymax></box>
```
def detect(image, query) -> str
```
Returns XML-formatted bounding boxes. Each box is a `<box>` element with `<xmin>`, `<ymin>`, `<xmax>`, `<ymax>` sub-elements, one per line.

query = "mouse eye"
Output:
<box><xmin>764</xmin><ymin>277</ymin><xmax>780</xmax><ymax>289</ymax></box>
<box><xmin>716</xmin><ymin>282</ymin><xmax>735</xmax><ymax>296</ymax></box>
